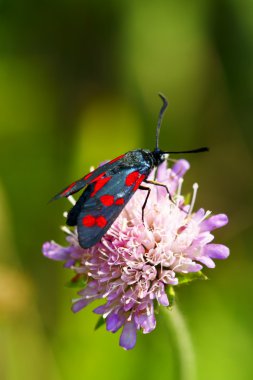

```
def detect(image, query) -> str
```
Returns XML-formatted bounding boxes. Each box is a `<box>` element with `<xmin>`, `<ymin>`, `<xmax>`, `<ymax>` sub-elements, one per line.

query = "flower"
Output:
<box><xmin>42</xmin><ymin>159</ymin><xmax>229</xmax><ymax>350</ymax></box>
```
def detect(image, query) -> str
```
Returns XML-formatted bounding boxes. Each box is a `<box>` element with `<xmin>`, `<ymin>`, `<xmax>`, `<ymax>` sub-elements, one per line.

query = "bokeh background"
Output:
<box><xmin>0</xmin><ymin>1</ymin><xmax>253</xmax><ymax>379</ymax></box>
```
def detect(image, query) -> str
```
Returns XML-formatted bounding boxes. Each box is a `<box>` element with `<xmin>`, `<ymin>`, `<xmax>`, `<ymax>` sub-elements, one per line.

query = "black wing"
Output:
<box><xmin>50</xmin><ymin>154</ymin><xmax>125</xmax><ymax>201</ymax></box>
<box><xmin>67</xmin><ymin>165</ymin><xmax>149</xmax><ymax>248</ymax></box>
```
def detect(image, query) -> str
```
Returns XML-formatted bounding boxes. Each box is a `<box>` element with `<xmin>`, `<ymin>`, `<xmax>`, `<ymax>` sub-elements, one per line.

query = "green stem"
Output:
<box><xmin>163</xmin><ymin>306</ymin><xmax>196</xmax><ymax>380</ymax></box>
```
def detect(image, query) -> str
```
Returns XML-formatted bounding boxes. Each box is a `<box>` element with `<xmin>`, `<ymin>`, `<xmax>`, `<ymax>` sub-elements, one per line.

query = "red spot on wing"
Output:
<box><xmin>91</xmin><ymin>176</ymin><xmax>112</xmax><ymax>197</ymax></box>
<box><xmin>115</xmin><ymin>197</ymin><xmax>124</xmax><ymax>205</ymax></box>
<box><xmin>82</xmin><ymin>215</ymin><xmax>96</xmax><ymax>227</ymax></box>
<box><xmin>82</xmin><ymin>215</ymin><xmax>107</xmax><ymax>228</ymax></box>
<box><xmin>62</xmin><ymin>182</ymin><xmax>76</xmax><ymax>196</ymax></box>
<box><xmin>133</xmin><ymin>174</ymin><xmax>146</xmax><ymax>191</ymax></box>
<box><xmin>90</xmin><ymin>172</ymin><xmax>106</xmax><ymax>184</ymax></box>
<box><xmin>125</xmin><ymin>171</ymin><xmax>140</xmax><ymax>187</ymax></box>
<box><xmin>83</xmin><ymin>172</ymin><xmax>93</xmax><ymax>180</ymax></box>
<box><xmin>96</xmin><ymin>215</ymin><xmax>107</xmax><ymax>228</ymax></box>
<box><xmin>109</xmin><ymin>154</ymin><xmax>124</xmax><ymax>164</ymax></box>
<box><xmin>100</xmin><ymin>194</ymin><xmax>114</xmax><ymax>206</ymax></box>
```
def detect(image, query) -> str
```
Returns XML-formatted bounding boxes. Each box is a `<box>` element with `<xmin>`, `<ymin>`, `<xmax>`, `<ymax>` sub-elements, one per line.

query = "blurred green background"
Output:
<box><xmin>0</xmin><ymin>1</ymin><xmax>253</xmax><ymax>379</ymax></box>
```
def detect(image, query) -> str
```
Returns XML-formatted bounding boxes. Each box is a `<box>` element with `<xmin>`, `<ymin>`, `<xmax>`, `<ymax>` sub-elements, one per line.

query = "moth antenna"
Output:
<box><xmin>165</xmin><ymin>147</ymin><xmax>209</xmax><ymax>154</ymax></box>
<box><xmin>156</xmin><ymin>93</ymin><xmax>168</xmax><ymax>150</ymax></box>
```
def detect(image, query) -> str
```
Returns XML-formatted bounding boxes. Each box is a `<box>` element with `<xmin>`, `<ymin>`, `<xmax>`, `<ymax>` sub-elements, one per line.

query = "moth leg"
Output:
<box><xmin>139</xmin><ymin>185</ymin><xmax>151</xmax><ymax>223</ymax></box>
<box><xmin>144</xmin><ymin>179</ymin><xmax>174</xmax><ymax>203</ymax></box>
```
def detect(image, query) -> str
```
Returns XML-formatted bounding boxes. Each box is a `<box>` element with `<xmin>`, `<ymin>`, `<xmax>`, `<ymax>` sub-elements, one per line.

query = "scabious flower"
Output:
<box><xmin>42</xmin><ymin>159</ymin><xmax>229</xmax><ymax>350</ymax></box>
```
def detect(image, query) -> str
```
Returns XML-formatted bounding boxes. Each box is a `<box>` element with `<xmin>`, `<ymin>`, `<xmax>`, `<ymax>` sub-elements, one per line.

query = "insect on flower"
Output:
<box><xmin>51</xmin><ymin>94</ymin><xmax>208</xmax><ymax>249</ymax></box>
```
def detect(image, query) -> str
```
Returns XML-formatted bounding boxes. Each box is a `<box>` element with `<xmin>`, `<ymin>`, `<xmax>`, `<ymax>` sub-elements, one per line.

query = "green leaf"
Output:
<box><xmin>94</xmin><ymin>316</ymin><xmax>106</xmax><ymax>330</ymax></box>
<box><xmin>177</xmin><ymin>271</ymin><xmax>208</xmax><ymax>285</ymax></box>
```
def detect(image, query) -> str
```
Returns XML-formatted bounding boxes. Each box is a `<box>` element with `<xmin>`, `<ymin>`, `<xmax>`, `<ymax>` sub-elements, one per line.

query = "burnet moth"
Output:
<box><xmin>51</xmin><ymin>94</ymin><xmax>208</xmax><ymax>249</ymax></box>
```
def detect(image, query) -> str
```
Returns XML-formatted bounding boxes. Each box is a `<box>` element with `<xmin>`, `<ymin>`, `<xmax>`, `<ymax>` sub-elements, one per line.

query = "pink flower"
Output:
<box><xmin>42</xmin><ymin>159</ymin><xmax>229</xmax><ymax>350</ymax></box>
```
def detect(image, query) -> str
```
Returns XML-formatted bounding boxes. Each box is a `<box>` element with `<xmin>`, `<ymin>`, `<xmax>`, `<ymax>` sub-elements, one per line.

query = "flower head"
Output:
<box><xmin>42</xmin><ymin>159</ymin><xmax>229</xmax><ymax>350</ymax></box>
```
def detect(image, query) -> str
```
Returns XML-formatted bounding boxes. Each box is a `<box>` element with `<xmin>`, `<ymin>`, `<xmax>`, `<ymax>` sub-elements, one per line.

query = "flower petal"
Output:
<box><xmin>202</xmin><ymin>244</ymin><xmax>230</xmax><ymax>260</ymax></box>
<box><xmin>119</xmin><ymin>321</ymin><xmax>137</xmax><ymax>350</ymax></box>
<box><xmin>192</xmin><ymin>208</ymin><xmax>205</xmax><ymax>222</ymax></box>
<box><xmin>140</xmin><ymin>313</ymin><xmax>156</xmax><ymax>334</ymax></box>
<box><xmin>93</xmin><ymin>304</ymin><xmax>108</xmax><ymax>315</ymax></box>
<box><xmin>171</xmin><ymin>159</ymin><xmax>190</xmax><ymax>178</ymax></box>
<box><xmin>173</xmin><ymin>258</ymin><xmax>203</xmax><ymax>273</ymax></box>
<box><xmin>106</xmin><ymin>312</ymin><xmax>125</xmax><ymax>332</ymax></box>
<box><xmin>64</xmin><ymin>259</ymin><xmax>76</xmax><ymax>268</ymax></box>
<box><xmin>155</xmin><ymin>160</ymin><xmax>168</xmax><ymax>182</ymax></box>
<box><xmin>196</xmin><ymin>256</ymin><xmax>215</xmax><ymax>268</ymax></box>
<box><xmin>200</xmin><ymin>214</ymin><xmax>229</xmax><ymax>232</ymax></box>
<box><xmin>72</xmin><ymin>298</ymin><xmax>91</xmax><ymax>313</ymax></box>
<box><xmin>42</xmin><ymin>241</ymin><xmax>72</xmax><ymax>261</ymax></box>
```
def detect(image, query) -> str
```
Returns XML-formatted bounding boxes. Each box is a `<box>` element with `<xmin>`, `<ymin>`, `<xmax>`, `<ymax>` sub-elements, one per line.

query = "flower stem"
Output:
<box><xmin>163</xmin><ymin>306</ymin><xmax>196</xmax><ymax>380</ymax></box>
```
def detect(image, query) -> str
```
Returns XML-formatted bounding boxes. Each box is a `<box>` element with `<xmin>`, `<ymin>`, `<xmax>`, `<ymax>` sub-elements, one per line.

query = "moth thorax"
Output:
<box><xmin>152</xmin><ymin>149</ymin><xmax>166</xmax><ymax>166</ymax></box>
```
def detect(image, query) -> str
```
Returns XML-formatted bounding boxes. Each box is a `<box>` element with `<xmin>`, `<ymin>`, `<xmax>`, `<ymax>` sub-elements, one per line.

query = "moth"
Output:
<box><xmin>51</xmin><ymin>94</ymin><xmax>208</xmax><ymax>248</ymax></box>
